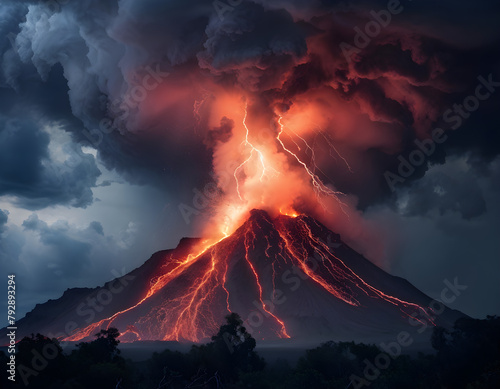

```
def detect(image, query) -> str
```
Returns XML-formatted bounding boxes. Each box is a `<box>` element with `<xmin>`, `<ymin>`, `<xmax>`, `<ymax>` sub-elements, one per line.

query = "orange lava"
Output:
<box><xmin>62</xmin><ymin>211</ymin><xmax>435</xmax><ymax>344</ymax></box>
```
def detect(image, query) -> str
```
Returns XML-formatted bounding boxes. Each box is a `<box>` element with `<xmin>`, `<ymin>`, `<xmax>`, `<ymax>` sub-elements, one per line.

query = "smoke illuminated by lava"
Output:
<box><xmin>100</xmin><ymin>0</ymin><xmax>475</xmax><ymax>261</ymax></box>
<box><xmin>202</xmin><ymin>96</ymin><xmax>352</xmax><ymax>239</ymax></box>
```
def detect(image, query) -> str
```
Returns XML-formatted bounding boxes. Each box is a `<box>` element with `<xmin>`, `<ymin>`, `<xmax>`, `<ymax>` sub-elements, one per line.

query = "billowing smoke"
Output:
<box><xmin>1</xmin><ymin>0</ymin><xmax>499</xmax><ymax>263</ymax></box>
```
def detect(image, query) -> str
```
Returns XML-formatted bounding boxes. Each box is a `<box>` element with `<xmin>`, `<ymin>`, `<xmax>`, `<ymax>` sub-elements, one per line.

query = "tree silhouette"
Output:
<box><xmin>189</xmin><ymin>313</ymin><xmax>265</xmax><ymax>383</ymax></box>
<box><xmin>432</xmin><ymin>316</ymin><xmax>500</xmax><ymax>388</ymax></box>
<box><xmin>69</xmin><ymin>327</ymin><xmax>132</xmax><ymax>388</ymax></box>
<box><xmin>75</xmin><ymin>327</ymin><xmax>121</xmax><ymax>364</ymax></box>
<box><xmin>12</xmin><ymin>334</ymin><xmax>67</xmax><ymax>389</ymax></box>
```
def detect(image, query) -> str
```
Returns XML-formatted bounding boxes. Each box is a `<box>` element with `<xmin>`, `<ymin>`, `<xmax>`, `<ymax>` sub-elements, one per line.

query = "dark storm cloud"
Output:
<box><xmin>87</xmin><ymin>220</ymin><xmax>104</xmax><ymax>235</ymax></box>
<box><xmin>399</xmin><ymin>161</ymin><xmax>487</xmax><ymax>220</ymax></box>
<box><xmin>0</xmin><ymin>115</ymin><xmax>101</xmax><ymax>209</ymax></box>
<box><xmin>0</xmin><ymin>212</ymin><xmax>152</xmax><ymax>317</ymax></box>
<box><xmin>22</xmin><ymin>214</ymin><xmax>92</xmax><ymax>278</ymax></box>
<box><xmin>370</xmin><ymin>155</ymin><xmax>500</xmax><ymax>318</ymax></box>
<box><xmin>352</xmin><ymin>79</ymin><xmax>414</xmax><ymax>126</ymax></box>
<box><xmin>204</xmin><ymin>116</ymin><xmax>234</xmax><ymax>148</ymax></box>
<box><xmin>21</xmin><ymin>213</ymin><xmax>44</xmax><ymax>231</ymax></box>
<box><xmin>0</xmin><ymin>0</ymin><xmax>215</xmax><ymax>206</ymax></box>
<box><xmin>0</xmin><ymin>209</ymin><xmax>8</xmax><ymax>233</ymax></box>
<box><xmin>112</xmin><ymin>0</ymin><xmax>211</xmax><ymax>65</ymax></box>
<box><xmin>352</xmin><ymin>41</ymin><xmax>439</xmax><ymax>84</ymax></box>
<box><xmin>199</xmin><ymin>2</ymin><xmax>307</xmax><ymax>74</ymax></box>
<box><xmin>0</xmin><ymin>116</ymin><xmax>49</xmax><ymax>189</ymax></box>
<box><xmin>0</xmin><ymin>2</ymin><xmax>27</xmax><ymax>54</ymax></box>
<box><xmin>0</xmin><ymin>208</ymin><xmax>23</xmax><ymax>261</ymax></box>
<box><xmin>0</xmin><ymin>1</ymin><xmax>105</xmax><ymax>210</ymax></box>
<box><xmin>0</xmin><ymin>0</ymin><xmax>499</xmax><ymax>217</ymax></box>
<box><xmin>289</xmin><ymin>6</ymin><xmax>500</xmax><ymax>210</ymax></box>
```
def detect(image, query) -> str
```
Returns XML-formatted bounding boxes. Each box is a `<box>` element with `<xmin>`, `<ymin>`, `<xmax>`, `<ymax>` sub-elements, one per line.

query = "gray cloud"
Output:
<box><xmin>0</xmin><ymin>209</ymin><xmax>8</xmax><ymax>234</ymax></box>
<box><xmin>198</xmin><ymin>2</ymin><xmax>307</xmax><ymax>90</ymax></box>
<box><xmin>364</xmin><ymin>156</ymin><xmax>500</xmax><ymax>318</ymax></box>
<box><xmin>0</xmin><ymin>115</ymin><xmax>101</xmax><ymax>209</ymax></box>
<box><xmin>397</xmin><ymin>158</ymin><xmax>488</xmax><ymax>220</ymax></box>
<box><xmin>88</xmin><ymin>220</ymin><xmax>104</xmax><ymax>235</ymax></box>
<box><xmin>0</xmin><ymin>211</ymin><xmax>154</xmax><ymax>318</ymax></box>
<box><xmin>22</xmin><ymin>214</ymin><xmax>92</xmax><ymax>278</ymax></box>
<box><xmin>0</xmin><ymin>0</ymin><xmax>498</xmax><ymax>211</ymax></box>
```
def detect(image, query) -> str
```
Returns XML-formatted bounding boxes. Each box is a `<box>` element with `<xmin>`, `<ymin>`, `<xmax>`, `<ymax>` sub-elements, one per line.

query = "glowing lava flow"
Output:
<box><xmin>243</xmin><ymin>222</ymin><xmax>290</xmax><ymax>338</ymax></box>
<box><xmin>62</xmin><ymin>210</ymin><xmax>436</xmax><ymax>344</ymax></box>
<box><xmin>274</xmin><ymin>215</ymin><xmax>436</xmax><ymax>325</ymax></box>
<box><xmin>63</xmin><ymin>237</ymin><xmax>229</xmax><ymax>342</ymax></box>
<box><xmin>63</xmin><ymin>213</ymin><xmax>291</xmax><ymax>343</ymax></box>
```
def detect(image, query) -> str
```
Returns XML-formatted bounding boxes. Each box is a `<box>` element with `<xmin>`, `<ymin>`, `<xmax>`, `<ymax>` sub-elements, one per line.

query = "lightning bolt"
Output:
<box><xmin>315</xmin><ymin>128</ymin><xmax>354</xmax><ymax>173</ymax></box>
<box><xmin>233</xmin><ymin>103</ymin><xmax>279</xmax><ymax>200</ymax></box>
<box><xmin>276</xmin><ymin>115</ymin><xmax>349</xmax><ymax>213</ymax></box>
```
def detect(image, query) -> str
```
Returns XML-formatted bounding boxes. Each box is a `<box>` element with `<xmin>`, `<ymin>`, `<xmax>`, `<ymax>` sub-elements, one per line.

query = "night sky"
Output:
<box><xmin>0</xmin><ymin>0</ymin><xmax>499</xmax><ymax>322</ymax></box>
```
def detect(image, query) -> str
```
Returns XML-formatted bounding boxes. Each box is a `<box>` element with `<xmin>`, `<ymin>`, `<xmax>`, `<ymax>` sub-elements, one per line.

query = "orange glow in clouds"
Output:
<box><xmin>203</xmin><ymin>94</ymin><xmax>353</xmax><ymax>239</ymax></box>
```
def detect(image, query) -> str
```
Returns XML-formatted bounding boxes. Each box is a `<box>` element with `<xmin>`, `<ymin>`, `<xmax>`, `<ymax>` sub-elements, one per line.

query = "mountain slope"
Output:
<box><xmin>1</xmin><ymin>210</ymin><xmax>464</xmax><ymax>344</ymax></box>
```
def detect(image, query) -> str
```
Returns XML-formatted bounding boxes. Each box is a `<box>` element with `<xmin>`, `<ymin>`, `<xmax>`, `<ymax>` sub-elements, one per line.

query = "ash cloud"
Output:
<box><xmin>0</xmin><ymin>0</ymin><xmax>498</xmax><ymax>212</ymax></box>
<box><xmin>0</xmin><ymin>115</ymin><xmax>101</xmax><ymax>209</ymax></box>
<box><xmin>204</xmin><ymin>116</ymin><xmax>234</xmax><ymax>148</ymax></box>
<box><xmin>0</xmin><ymin>209</ymin><xmax>8</xmax><ymax>234</ymax></box>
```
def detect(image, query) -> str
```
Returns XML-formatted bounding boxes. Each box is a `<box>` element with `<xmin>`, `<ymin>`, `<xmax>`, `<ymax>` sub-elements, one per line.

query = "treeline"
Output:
<box><xmin>1</xmin><ymin>314</ymin><xmax>499</xmax><ymax>388</ymax></box>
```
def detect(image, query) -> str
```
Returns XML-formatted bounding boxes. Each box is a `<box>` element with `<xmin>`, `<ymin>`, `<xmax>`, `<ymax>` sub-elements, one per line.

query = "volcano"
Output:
<box><xmin>1</xmin><ymin>210</ymin><xmax>463</xmax><ymax>345</ymax></box>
